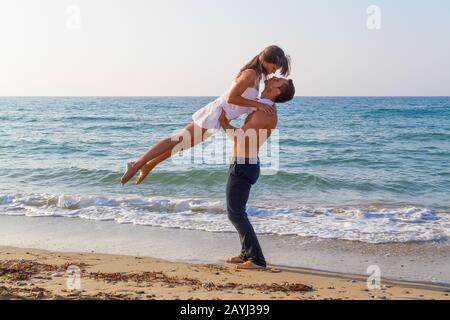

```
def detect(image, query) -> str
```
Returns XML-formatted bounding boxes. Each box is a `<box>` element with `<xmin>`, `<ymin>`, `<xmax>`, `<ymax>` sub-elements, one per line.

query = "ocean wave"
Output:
<box><xmin>2</xmin><ymin>167</ymin><xmax>344</xmax><ymax>190</ymax></box>
<box><xmin>62</xmin><ymin>116</ymin><xmax>121</xmax><ymax>122</ymax></box>
<box><xmin>3</xmin><ymin>166</ymin><xmax>442</xmax><ymax>195</ymax></box>
<box><xmin>394</xmin><ymin>132</ymin><xmax>450</xmax><ymax>142</ymax></box>
<box><xmin>1</xmin><ymin>192</ymin><xmax>448</xmax><ymax>244</ymax></box>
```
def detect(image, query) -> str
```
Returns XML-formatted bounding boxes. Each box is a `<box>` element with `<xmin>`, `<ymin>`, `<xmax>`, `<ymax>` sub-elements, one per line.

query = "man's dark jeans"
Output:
<box><xmin>226</xmin><ymin>160</ymin><xmax>266</xmax><ymax>268</ymax></box>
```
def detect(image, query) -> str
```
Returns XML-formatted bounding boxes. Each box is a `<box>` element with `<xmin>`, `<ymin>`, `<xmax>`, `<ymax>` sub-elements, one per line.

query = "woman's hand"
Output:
<box><xmin>256</xmin><ymin>102</ymin><xmax>276</xmax><ymax>115</ymax></box>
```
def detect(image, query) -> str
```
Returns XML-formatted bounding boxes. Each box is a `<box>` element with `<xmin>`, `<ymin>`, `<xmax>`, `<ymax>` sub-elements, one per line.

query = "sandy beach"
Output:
<box><xmin>1</xmin><ymin>246</ymin><xmax>449</xmax><ymax>300</ymax></box>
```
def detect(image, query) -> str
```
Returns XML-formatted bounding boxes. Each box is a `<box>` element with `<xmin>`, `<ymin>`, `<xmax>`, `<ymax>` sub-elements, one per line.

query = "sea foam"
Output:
<box><xmin>1</xmin><ymin>192</ymin><xmax>448</xmax><ymax>244</ymax></box>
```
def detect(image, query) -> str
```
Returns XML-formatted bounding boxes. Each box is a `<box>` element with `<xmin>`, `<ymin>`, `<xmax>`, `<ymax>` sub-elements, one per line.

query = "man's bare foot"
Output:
<box><xmin>120</xmin><ymin>161</ymin><xmax>137</xmax><ymax>186</ymax></box>
<box><xmin>135</xmin><ymin>162</ymin><xmax>156</xmax><ymax>185</ymax></box>
<box><xmin>224</xmin><ymin>256</ymin><xmax>246</xmax><ymax>264</ymax></box>
<box><xmin>235</xmin><ymin>261</ymin><xmax>266</xmax><ymax>270</ymax></box>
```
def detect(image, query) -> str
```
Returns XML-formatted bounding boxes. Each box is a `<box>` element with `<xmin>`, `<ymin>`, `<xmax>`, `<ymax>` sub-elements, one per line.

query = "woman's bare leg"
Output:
<box><xmin>136</xmin><ymin>127</ymin><xmax>215</xmax><ymax>185</ymax></box>
<box><xmin>120</xmin><ymin>122</ymin><xmax>210</xmax><ymax>185</ymax></box>
<box><xmin>135</xmin><ymin>150</ymin><xmax>172</xmax><ymax>185</ymax></box>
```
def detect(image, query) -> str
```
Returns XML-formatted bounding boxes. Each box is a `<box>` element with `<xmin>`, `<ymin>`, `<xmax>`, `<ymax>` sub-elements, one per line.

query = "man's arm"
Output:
<box><xmin>219</xmin><ymin>111</ymin><xmax>239</xmax><ymax>141</ymax></box>
<box><xmin>219</xmin><ymin>111</ymin><xmax>238</xmax><ymax>131</ymax></box>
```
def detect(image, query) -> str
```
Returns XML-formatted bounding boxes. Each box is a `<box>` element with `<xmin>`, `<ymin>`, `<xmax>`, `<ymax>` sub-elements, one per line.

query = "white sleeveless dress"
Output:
<box><xmin>192</xmin><ymin>80</ymin><xmax>260</xmax><ymax>131</ymax></box>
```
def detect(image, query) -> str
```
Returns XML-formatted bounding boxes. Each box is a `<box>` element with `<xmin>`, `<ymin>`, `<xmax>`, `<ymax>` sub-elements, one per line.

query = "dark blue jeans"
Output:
<box><xmin>226</xmin><ymin>161</ymin><xmax>266</xmax><ymax>268</ymax></box>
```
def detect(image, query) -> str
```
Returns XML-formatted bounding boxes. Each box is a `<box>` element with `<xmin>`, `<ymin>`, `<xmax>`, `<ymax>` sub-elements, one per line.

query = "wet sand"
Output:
<box><xmin>1</xmin><ymin>215</ymin><xmax>449</xmax><ymax>285</ymax></box>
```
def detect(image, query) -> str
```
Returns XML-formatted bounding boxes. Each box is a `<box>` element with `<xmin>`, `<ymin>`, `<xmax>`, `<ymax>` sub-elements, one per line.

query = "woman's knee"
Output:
<box><xmin>171</xmin><ymin>130</ymin><xmax>194</xmax><ymax>149</ymax></box>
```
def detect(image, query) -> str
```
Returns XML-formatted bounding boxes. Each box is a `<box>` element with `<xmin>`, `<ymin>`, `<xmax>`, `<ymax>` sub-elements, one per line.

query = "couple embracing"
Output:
<box><xmin>121</xmin><ymin>45</ymin><xmax>296</xmax><ymax>269</ymax></box>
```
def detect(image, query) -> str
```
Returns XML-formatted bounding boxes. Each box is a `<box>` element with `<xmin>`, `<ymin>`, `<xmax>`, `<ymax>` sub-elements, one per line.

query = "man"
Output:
<box><xmin>219</xmin><ymin>77</ymin><xmax>295</xmax><ymax>270</ymax></box>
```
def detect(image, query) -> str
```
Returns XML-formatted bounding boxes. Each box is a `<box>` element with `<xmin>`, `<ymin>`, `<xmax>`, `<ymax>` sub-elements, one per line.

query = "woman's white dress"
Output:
<box><xmin>192</xmin><ymin>82</ymin><xmax>260</xmax><ymax>131</ymax></box>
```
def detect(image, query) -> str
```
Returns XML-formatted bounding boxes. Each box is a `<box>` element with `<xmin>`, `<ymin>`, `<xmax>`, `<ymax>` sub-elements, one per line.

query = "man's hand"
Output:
<box><xmin>256</xmin><ymin>102</ymin><xmax>276</xmax><ymax>115</ymax></box>
<box><xmin>219</xmin><ymin>110</ymin><xmax>239</xmax><ymax>141</ymax></box>
<box><xmin>219</xmin><ymin>110</ymin><xmax>231</xmax><ymax>128</ymax></box>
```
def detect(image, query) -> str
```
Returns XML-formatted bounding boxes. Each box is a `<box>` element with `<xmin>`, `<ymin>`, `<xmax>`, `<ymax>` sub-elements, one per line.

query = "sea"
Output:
<box><xmin>1</xmin><ymin>96</ymin><xmax>449</xmax><ymax>245</ymax></box>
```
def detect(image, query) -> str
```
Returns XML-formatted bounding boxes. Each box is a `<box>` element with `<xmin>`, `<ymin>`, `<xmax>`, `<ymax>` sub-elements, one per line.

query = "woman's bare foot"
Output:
<box><xmin>235</xmin><ymin>261</ymin><xmax>266</xmax><ymax>270</ymax></box>
<box><xmin>224</xmin><ymin>256</ymin><xmax>246</xmax><ymax>264</ymax></box>
<box><xmin>135</xmin><ymin>162</ymin><xmax>156</xmax><ymax>185</ymax></box>
<box><xmin>120</xmin><ymin>161</ymin><xmax>137</xmax><ymax>186</ymax></box>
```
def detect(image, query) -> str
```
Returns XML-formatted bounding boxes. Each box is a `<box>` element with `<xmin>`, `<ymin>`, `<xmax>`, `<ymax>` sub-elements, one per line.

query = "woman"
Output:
<box><xmin>120</xmin><ymin>45</ymin><xmax>291</xmax><ymax>186</ymax></box>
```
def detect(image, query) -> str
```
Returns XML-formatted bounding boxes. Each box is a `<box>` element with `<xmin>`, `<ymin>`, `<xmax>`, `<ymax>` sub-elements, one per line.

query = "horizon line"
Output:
<box><xmin>1</xmin><ymin>95</ymin><xmax>450</xmax><ymax>98</ymax></box>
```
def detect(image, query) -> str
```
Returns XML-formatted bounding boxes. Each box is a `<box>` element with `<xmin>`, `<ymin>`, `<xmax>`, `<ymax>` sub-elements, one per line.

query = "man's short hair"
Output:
<box><xmin>275</xmin><ymin>79</ymin><xmax>295</xmax><ymax>103</ymax></box>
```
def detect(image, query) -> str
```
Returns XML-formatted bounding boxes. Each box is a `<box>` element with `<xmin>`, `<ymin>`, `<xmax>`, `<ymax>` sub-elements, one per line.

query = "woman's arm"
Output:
<box><xmin>227</xmin><ymin>70</ymin><xmax>275</xmax><ymax>115</ymax></box>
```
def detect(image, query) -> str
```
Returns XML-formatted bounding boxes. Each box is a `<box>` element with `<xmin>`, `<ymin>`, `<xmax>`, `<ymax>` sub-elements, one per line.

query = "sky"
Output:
<box><xmin>0</xmin><ymin>0</ymin><xmax>449</xmax><ymax>96</ymax></box>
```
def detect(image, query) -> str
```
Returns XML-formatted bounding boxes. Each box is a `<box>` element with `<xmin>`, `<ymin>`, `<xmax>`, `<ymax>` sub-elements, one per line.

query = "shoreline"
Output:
<box><xmin>1</xmin><ymin>246</ymin><xmax>449</xmax><ymax>300</ymax></box>
<box><xmin>0</xmin><ymin>215</ymin><xmax>449</xmax><ymax>285</ymax></box>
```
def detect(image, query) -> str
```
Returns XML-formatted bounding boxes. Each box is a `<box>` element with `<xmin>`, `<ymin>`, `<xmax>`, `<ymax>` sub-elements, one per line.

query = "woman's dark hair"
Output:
<box><xmin>238</xmin><ymin>45</ymin><xmax>291</xmax><ymax>79</ymax></box>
